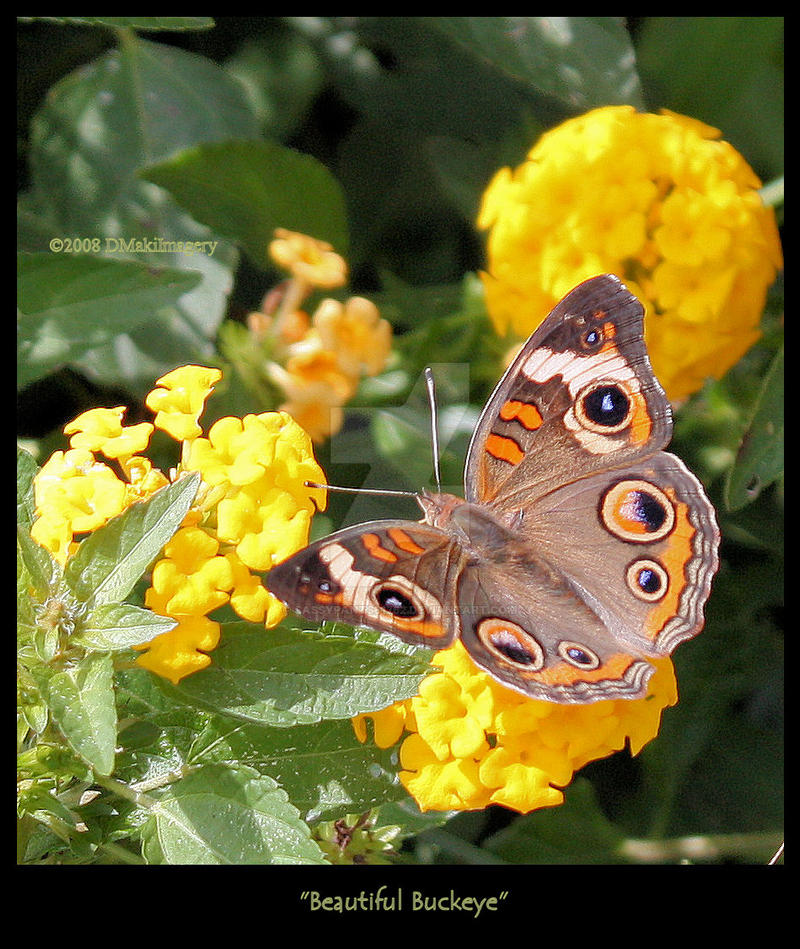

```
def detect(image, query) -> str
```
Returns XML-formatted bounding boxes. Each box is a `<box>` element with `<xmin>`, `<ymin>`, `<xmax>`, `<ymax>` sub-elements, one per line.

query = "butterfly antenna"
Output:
<box><xmin>425</xmin><ymin>367</ymin><xmax>442</xmax><ymax>493</ymax></box>
<box><xmin>304</xmin><ymin>481</ymin><xmax>417</xmax><ymax>498</ymax></box>
<box><xmin>768</xmin><ymin>841</ymin><xmax>784</xmax><ymax>865</ymax></box>
<box><xmin>304</xmin><ymin>366</ymin><xmax>442</xmax><ymax>500</ymax></box>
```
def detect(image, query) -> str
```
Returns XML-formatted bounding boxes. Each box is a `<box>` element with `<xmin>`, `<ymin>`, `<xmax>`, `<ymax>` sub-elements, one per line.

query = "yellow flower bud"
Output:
<box><xmin>269</xmin><ymin>227</ymin><xmax>348</xmax><ymax>289</ymax></box>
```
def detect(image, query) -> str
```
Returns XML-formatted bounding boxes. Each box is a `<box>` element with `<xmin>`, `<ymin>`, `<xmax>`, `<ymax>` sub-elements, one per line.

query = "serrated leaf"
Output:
<box><xmin>141</xmin><ymin>140</ymin><xmax>349</xmax><ymax>266</ymax></box>
<box><xmin>113</xmin><ymin>677</ymin><xmax>207</xmax><ymax>788</ymax></box>
<box><xmin>17</xmin><ymin>523</ymin><xmax>61</xmax><ymax>599</ymax></box>
<box><xmin>165</xmin><ymin>622</ymin><xmax>431</xmax><ymax>727</ymax></box>
<box><xmin>141</xmin><ymin>764</ymin><xmax>326</xmax><ymax>864</ymax></box>
<box><xmin>75</xmin><ymin>603</ymin><xmax>177</xmax><ymax>652</ymax></box>
<box><xmin>64</xmin><ymin>473</ymin><xmax>200</xmax><ymax>607</ymax></box>
<box><xmin>35</xmin><ymin>653</ymin><xmax>117</xmax><ymax>776</ymax></box>
<box><xmin>725</xmin><ymin>346</ymin><xmax>784</xmax><ymax>511</ymax></box>
<box><xmin>17</xmin><ymin>445</ymin><xmax>39</xmax><ymax>529</ymax></box>
<box><xmin>18</xmin><ymin>783</ymin><xmax>78</xmax><ymax>829</ymax></box>
<box><xmin>191</xmin><ymin>717</ymin><xmax>407</xmax><ymax>821</ymax></box>
<box><xmin>17</xmin><ymin>254</ymin><xmax>203</xmax><ymax>389</ymax></box>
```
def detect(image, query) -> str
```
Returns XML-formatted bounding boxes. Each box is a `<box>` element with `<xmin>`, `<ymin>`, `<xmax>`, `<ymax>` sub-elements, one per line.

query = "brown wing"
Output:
<box><xmin>464</xmin><ymin>275</ymin><xmax>672</xmax><ymax>512</ymax></box>
<box><xmin>267</xmin><ymin>519</ymin><xmax>462</xmax><ymax>649</ymax></box>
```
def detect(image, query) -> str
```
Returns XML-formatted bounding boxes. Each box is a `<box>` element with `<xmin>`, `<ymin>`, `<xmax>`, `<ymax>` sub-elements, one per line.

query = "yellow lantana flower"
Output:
<box><xmin>352</xmin><ymin>703</ymin><xmax>409</xmax><ymax>750</ymax></box>
<box><xmin>149</xmin><ymin>526</ymin><xmax>235</xmax><ymax>616</ymax></box>
<box><xmin>145</xmin><ymin>366</ymin><xmax>223</xmax><ymax>441</ymax></box>
<box><xmin>120</xmin><ymin>455</ymin><xmax>170</xmax><ymax>503</ymax></box>
<box><xmin>251</xmin><ymin>229</ymin><xmax>393</xmax><ymax>442</ymax></box>
<box><xmin>357</xmin><ymin>642</ymin><xmax>677</xmax><ymax>815</ymax></box>
<box><xmin>63</xmin><ymin>406</ymin><xmax>154</xmax><ymax>461</ymax></box>
<box><xmin>138</xmin><ymin>407</ymin><xmax>326</xmax><ymax>682</ymax></box>
<box><xmin>312</xmin><ymin>296</ymin><xmax>393</xmax><ymax>378</ymax></box>
<box><xmin>29</xmin><ymin>365</ymin><xmax>327</xmax><ymax>685</ymax></box>
<box><xmin>30</xmin><ymin>448</ymin><xmax>128</xmax><ymax>562</ymax></box>
<box><xmin>188</xmin><ymin>412</ymin><xmax>326</xmax><ymax>571</ymax></box>
<box><xmin>134</xmin><ymin>613</ymin><xmax>221</xmax><ymax>683</ymax></box>
<box><xmin>478</xmin><ymin>106</ymin><xmax>783</xmax><ymax>400</ymax></box>
<box><xmin>269</xmin><ymin>227</ymin><xmax>348</xmax><ymax>290</ymax></box>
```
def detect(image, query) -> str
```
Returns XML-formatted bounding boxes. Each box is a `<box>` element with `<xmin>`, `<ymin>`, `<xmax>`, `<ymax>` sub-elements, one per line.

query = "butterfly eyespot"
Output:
<box><xmin>580</xmin><ymin>327</ymin><xmax>603</xmax><ymax>349</ymax></box>
<box><xmin>582</xmin><ymin>384</ymin><xmax>630</xmax><ymax>427</ymax></box>
<box><xmin>600</xmin><ymin>480</ymin><xmax>675</xmax><ymax>543</ymax></box>
<box><xmin>476</xmin><ymin>618</ymin><xmax>545</xmax><ymax>671</ymax></box>
<box><xmin>317</xmin><ymin>578</ymin><xmax>334</xmax><ymax>594</ymax></box>
<box><xmin>558</xmin><ymin>641</ymin><xmax>600</xmax><ymax>669</ymax></box>
<box><xmin>492</xmin><ymin>633</ymin><xmax>536</xmax><ymax>665</ymax></box>
<box><xmin>575</xmin><ymin>381</ymin><xmax>634</xmax><ymax>434</ymax></box>
<box><xmin>374</xmin><ymin>585</ymin><xmax>421</xmax><ymax>619</ymax></box>
<box><xmin>626</xmin><ymin>559</ymin><xmax>669</xmax><ymax>602</ymax></box>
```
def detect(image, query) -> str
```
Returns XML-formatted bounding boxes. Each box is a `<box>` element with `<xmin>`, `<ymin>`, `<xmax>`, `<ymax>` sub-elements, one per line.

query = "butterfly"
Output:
<box><xmin>267</xmin><ymin>275</ymin><xmax>719</xmax><ymax>703</ymax></box>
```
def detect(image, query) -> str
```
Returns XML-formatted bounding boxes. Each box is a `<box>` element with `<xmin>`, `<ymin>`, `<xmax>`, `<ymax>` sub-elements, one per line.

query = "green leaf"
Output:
<box><xmin>141</xmin><ymin>764</ymin><xmax>327</xmax><ymax>864</ymax></box>
<box><xmin>35</xmin><ymin>653</ymin><xmax>117</xmax><ymax>776</ymax></box>
<box><xmin>224</xmin><ymin>32</ymin><xmax>325</xmax><ymax>142</ymax></box>
<box><xmin>165</xmin><ymin>621</ymin><xmax>431</xmax><ymax>727</ymax></box>
<box><xmin>141</xmin><ymin>140</ymin><xmax>350</xmax><ymax>266</ymax></box>
<box><xmin>430</xmin><ymin>17</ymin><xmax>644</xmax><ymax>109</ymax></box>
<box><xmin>17</xmin><ymin>523</ymin><xmax>61</xmax><ymax>601</ymax></box>
<box><xmin>21</xmin><ymin>36</ymin><xmax>258</xmax><ymax>392</ymax></box>
<box><xmin>114</xmin><ymin>677</ymin><xmax>204</xmax><ymax>785</ymax></box>
<box><xmin>191</xmin><ymin>717</ymin><xmax>407</xmax><ymax>821</ymax></box>
<box><xmin>75</xmin><ymin>603</ymin><xmax>177</xmax><ymax>652</ymax></box>
<box><xmin>27</xmin><ymin>39</ymin><xmax>259</xmax><ymax>232</ymax></box>
<box><xmin>19</xmin><ymin>16</ymin><xmax>215</xmax><ymax>31</ymax></box>
<box><xmin>725</xmin><ymin>346</ymin><xmax>784</xmax><ymax>511</ymax></box>
<box><xmin>16</xmin><ymin>445</ymin><xmax>39</xmax><ymax>529</ymax></box>
<box><xmin>17</xmin><ymin>446</ymin><xmax>64</xmax><ymax>612</ymax></box>
<box><xmin>18</xmin><ymin>781</ymin><xmax>79</xmax><ymax>830</ymax></box>
<box><xmin>64</xmin><ymin>473</ymin><xmax>201</xmax><ymax>607</ymax></box>
<box><xmin>484</xmin><ymin>779</ymin><xmax>626</xmax><ymax>864</ymax></box>
<box><xmin>115</xmin><ymin>667</ymin><xmax>409</xmax><ymax>821</ymax></box>
<box><xmin>287</xmin><ymin>18</ymin><xmax>568</xmax><ymax>149</ymax></box>
<box><xmin>17</xmin><ymin>253</ymin><xmax>202</xmax><ymax>388</ymax></box>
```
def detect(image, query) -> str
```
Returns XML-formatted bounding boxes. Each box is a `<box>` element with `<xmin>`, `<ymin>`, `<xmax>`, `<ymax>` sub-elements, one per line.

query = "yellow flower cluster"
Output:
<box><xmin>31</xmin><ymin>407</ymin><xmax>162</xmax><ymax>563</ymax></box>
<box><xmin>30</xmin><ymin>366</ymin><xmax>326</xmax><ymax>683</ymax></box>
<box><xmin>251</xmin><ymin>229</ymin><xmax>393</xmax><ymax>442</ymax></box>
<box><xmin>355</xmin><ymin>642</ymin><xmax>677</xmax><ymax>814</ymax></box>
<box><xmin>478</xmin><ymin>106</ymin><xmax>783</xmax><ymax>401</ymax></box>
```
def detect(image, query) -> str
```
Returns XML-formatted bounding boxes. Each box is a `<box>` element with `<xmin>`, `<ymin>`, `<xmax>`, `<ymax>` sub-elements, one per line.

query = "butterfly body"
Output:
<box><xmin>268</xmin><ymin>275</ymin><xmax>719</xmax><ymax>703</ymax></box>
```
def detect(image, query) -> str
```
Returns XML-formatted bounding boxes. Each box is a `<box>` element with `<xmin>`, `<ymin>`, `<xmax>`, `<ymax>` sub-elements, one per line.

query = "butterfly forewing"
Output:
<box><xmin>267</xmin><ymin>520</ymin><xmax>460</xmax><ymax>649</ymax></box>
<box><xmin>465</xmin><ymin>274</ymin><xmax>672</xmax><ymax>512</ymax></box>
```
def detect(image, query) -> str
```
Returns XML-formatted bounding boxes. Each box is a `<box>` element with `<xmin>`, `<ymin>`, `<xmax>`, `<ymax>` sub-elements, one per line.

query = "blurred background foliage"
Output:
<box><xmin>17</xmin><ymin>17</ymin><xmax>782</xmax><ymax>864</ymax></box>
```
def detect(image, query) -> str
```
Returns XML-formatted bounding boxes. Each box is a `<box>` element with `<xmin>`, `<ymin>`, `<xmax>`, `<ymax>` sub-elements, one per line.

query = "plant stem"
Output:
<box><xmin>759</xmin><ymin>175</ymin><xmax>784</xmax><ymax>208</ymax></box>
<box><xmin>619</xmin><ymin>831</ymin><xmax>784</xmax><ymax>864</ymax></box>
